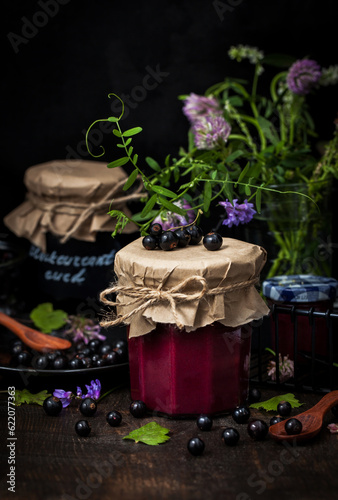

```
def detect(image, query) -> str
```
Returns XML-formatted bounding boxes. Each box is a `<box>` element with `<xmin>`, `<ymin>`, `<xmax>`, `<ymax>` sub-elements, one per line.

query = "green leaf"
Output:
<box><xmin>107</xmin><ymin>157</ymin><xmax>129</xmax><ymax>168</ymax></box>
<box><xmin>123</xmin><ymin>169</ymin><xmax>138</xmax><ymax>191</ymax></box>
<box><xmin>140</xmin><ymin>194</ymin><xmax>157</xmax><ymax>218</ymax></box>
<box><xmin>151</xmin><ymin>185</ymin><xmax>177</xmax><ymax>198</ymax></box>
<box><xmin>112</xmin><ymin>129</ymin><xmax>122</xmax><ymax>138</ymax></box>
<box><xmin>123</xmin><ymin>126</ymin><xmax>143</xmax><ymax>137</ymax></box>
<box><xmin>203</xmin><ymin>181</ymin><xmax>212</xmax><ymax>212</ymax></box>
<box><xmin>159</xmin><ymin>196</ymin><xmax>186</xmax><ymax>215</ymax></box>
<box><xmin>244</xmin><ymin>184</ymin><xmax>251</xmax><ymax>196</ymax></box>
<box><xmin>30</xmin><ymin>303</ymin><xmax>68</xmax><ymax>333</ymax></box>
<box><xmin>145</xmin><ymin>157</ymin><xmax>161</xmax><ymax>171</ymax></box>
<box><xmin>133</xmin><ymin>153</ymin><xmax>138</xmax><ymax>165</ymax></box>
<box><xmin>108</xmin><ymin>116</ymin><xmax>119</xmax><ymax>123</ymax></box>
<box><xmin>236</xmin><ymin>162</ymin><xmax>250</xmax><ymax>186</ymax></box>
<box><xmin>15</xmin><ymin>389</ymin><xmax>51</xmax><ymax>406</ymax></box>
<box><xmin>123</xmin><ymin>421</ymin><xmax>170</xmax><ymax>445</ymax></box>
<box><xmin>250</xmin><ymin>393</ymin><xmax>304</xmax><ymax>412</ymax></box>
<box><xmin>226</xmin><ymin>150</ymin><xmax>244</xmax><ymax>163</ymax></box>
<box><xmin>255</xmin><ymin>187</ymin><xmax>262</xmax><ymax>213</ymax></box>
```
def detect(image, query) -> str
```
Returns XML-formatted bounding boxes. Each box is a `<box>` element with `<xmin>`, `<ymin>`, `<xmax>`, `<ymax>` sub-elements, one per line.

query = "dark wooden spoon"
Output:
<box><xmin>269</xmin><ymin>390</ymin><xmax>338</xmax><ymax>443</ymax></box>
<box><xmin>0</xmin><ymin>312</ymin><xmax>71</xmax><ymax>352</ymax></box>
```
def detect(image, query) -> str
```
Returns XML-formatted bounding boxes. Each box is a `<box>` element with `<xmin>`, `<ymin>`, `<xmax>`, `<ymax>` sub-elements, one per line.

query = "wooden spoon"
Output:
<box><xmin>269</xmin><ymin>390</ymin><xmax>338</xmax><ymax>443</ymax></box>
<box><xmin>0</xmin><ymin>312</ymin><xmax>72</xmax><ymax>352</ymax></box>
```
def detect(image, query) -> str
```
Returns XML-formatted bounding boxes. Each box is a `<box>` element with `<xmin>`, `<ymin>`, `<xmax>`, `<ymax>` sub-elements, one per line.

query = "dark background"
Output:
<box><xmin>1</xmin><ymin>0</ymin><xmax>338</xmax><ymax>250</ymax></box>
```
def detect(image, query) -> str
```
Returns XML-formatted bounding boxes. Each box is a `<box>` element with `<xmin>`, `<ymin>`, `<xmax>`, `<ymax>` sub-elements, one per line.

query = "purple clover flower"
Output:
<box><xmin>65</xmin><ymin>316</ymin><xmax>106</xmax><ymax>345</ymax></box>
<box><xmin>53</xmin><ymin>389</ymin><xmax>73</xmax><ymax>408</ymax></box>
<box><xmin>183</xmin><ymin>93</ymin><xmax>223</xmax><ymax>123</ymax></box>
<box><xmin>192</xmin><ymin>115</ymin><xmax>231</xmax><ymax>150</ymax></box>
<box><xmin>286</xmin><ymin>59</ymin><xmax>322</xmax><ymax>95</ymax></box>
<box><xmin>153</xmin><ymin>199</ymin><xmax>195</xmax><ymax>230</ymax></box>
<box><xmin>267</xmin><ymin>354</ymin><xmax>294</xmax><ymax>383</ymax></box>
<box><xmin>219</xmin><ymin>199</ymin><xmax>256</xmax><ymax>227</ymax></box>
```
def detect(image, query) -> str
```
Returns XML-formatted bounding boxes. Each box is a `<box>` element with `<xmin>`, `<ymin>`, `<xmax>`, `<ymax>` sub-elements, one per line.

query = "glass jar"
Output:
<box><xmin>262</xmin><ymin>275</ymin><xmax>338</xmax><ymax>361</ymax></box>
<box><xmin>100</xmin><ymin>236</ymin><xmax>269</xmax><ymax>417</ymax></box>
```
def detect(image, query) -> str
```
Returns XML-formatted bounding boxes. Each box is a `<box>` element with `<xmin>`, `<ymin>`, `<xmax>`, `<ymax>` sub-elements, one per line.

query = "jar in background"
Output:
<box><xmin>262</xmin><ymin>275</ymin><xmax>338</xmax><ymax>361</ymax></box>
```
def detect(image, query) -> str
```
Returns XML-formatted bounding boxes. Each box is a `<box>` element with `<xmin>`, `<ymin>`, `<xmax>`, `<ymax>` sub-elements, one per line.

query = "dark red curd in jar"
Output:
<box><xmin>128</xmin><ymin>321</ymin><xmax>252</xmax><ymax>417</ymax></box>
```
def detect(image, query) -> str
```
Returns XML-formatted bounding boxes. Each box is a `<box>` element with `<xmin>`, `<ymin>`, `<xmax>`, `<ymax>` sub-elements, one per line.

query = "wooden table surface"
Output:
<box><xmin>1</xmin><ymin>378</ymin><xmax>338</xmax><ymax>500</ymax></box>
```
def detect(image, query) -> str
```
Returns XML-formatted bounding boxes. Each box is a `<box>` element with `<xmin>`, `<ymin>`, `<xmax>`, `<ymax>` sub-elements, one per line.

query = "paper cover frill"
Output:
<box><xmin>3</xmin><ymin>160</ymin><xmax>140</xmax><ymax>252</ymax></box>
<box><xmin>102</xmin><ymin>237</ymin><xmax>270</xmax><ymax>338</ymax></box>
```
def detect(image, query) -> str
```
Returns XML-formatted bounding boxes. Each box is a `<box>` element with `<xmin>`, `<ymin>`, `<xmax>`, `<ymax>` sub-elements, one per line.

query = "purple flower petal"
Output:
<box><xmin>286</xmin><ymin>59</ymin><xmax>322</xmax><ymax>95</ymax></box>
<box><xmin>219</xmin><ymin>199</ymin><xmax>256</xmax><ymax>227</ymax></box>
<box><xmin>53</xmin><ymin>389</ymin><xmax>73</xmax><ymax>408</ymax></box>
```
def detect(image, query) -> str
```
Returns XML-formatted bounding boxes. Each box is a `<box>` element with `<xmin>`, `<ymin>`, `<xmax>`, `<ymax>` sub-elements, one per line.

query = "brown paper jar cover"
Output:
<box><xmin>4</xmin><ymin>160</ymin><xmax>139</xmax><ymax>252</ymax></box>
<box><xmin>102</xmin><ymin>237</ymin><xmax>270</xmax><ymax>337</ymax></box>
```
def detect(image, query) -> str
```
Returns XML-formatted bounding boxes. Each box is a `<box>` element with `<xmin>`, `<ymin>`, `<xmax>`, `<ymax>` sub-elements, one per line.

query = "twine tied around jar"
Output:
<box><xmin>100</xmin><ymin>274</ymin><xmax>260</xmax><ymax>330</ymax></box>
<box><xmin>27</xmin><ymin>177</ymin><xmax>144</xmax><ymax>244</ymax></box>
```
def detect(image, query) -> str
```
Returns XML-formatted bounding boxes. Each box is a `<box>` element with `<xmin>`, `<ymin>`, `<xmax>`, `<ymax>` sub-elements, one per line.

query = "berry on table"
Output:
<box><xmin>285</xmin><ymin>418</ymin><xmax>303</xmax><ymax>435</ymax></box>
<box><xmin>232</xmin><ymin>406</ymin><xmax>251</xmax><ymax>424</ymax></box>
<box><xmin>277</xmin><ymin>401</ymin><xmax>292</xmax><ymax>417</ymax></box>
<box><xmin>247</xmin><ymin>419</ymin><xmax>269</xmax><ymax>440</ymax></box>
<box><xmin>247</xmin><ymin>387</ymin><xmax>261</xmax><ymax>404</ymax></box>
<box><xmin>106</xmin><ymin>410</ymin><xmax>122</xmax><ymax>427</ymax></box>
<box><xmin>203</xmin><ymin>232</ymin><xmax>222</xmax><ymax>251</ymax></box>
<box><xmin>75</xmin><ymin>420</ymin><xmax>91</xmax><ymax>437</ymax></box>
<box><xmin>129</xmin><ymin>400</ymin><xmax>147</xmax><ymax>418</ymax></box>
<box><xmin>222</xmin><ymin>427</ymin><xmax>240</xmax><ymax>446</ymax></box>
<box><xmin>79</xmin><ymin>397</ymin><xmax>97</xmax><ymax>417</ymax></box>
<box><xmin>43</xmin><ymin>396</ymin><xmax>63</xmax><ymax>416</ymax></box>
<box><xmin>270</xmin><ymin>416</ymin><xmax>285</xmax><ymax>426</ymax></box>
<box><xmin>196</xmin><ymin>414</ymin><xmax>213</xmax><ymax>431</ymax></box>
<box><xmin>187</xmin><ymin>437</ymin><xmax>205</xmax><ymax>456</ymax></box>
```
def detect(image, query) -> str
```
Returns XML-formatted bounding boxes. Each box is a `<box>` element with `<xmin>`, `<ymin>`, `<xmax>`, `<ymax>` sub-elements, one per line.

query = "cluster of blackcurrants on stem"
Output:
<box><xmin>142</xmin><ymin>222</ymin><xmax>223</xmax><ymax>252</ymax></box>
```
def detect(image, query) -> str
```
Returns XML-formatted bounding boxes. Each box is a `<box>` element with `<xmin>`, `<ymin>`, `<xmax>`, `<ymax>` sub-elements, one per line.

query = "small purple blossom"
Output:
<box><xmin>219</xmin><ymin>199</ymin><xmax>256</xmax><ymax>227</ymax></box>
<box><xmin>286</xmin><ymin>59</ymin><xmax>322</xmax><ymax>95</ymax></box>
<box><xmin>153</xmin><ymin>199</ymin><xmax>195</xmax><ymax>230</ymax></box>
<box><xmin>267</xmin><ymin>354</ymin><xmax>294</xmax><ymax>383</ymax></box>
<box><xmin>327</xmin><ymin>423</ymin><xmax>338</xmax><ymax>434</ymax></box>
<box><xmin>183</xmin><ymin>93</ymin><xmax>223</xmax><ymax>123</ymax></box>
<box><xmin>53</xmin><ymin>389</ymin><xmax>73</xmax><ymax>408</ymax></box>
<box><xmin>193</xmin><ymin>115</ymin><xmax>231</xmax><ymax>150</ymax></box>
<box><xmin>65</xmin><ymin>316</ymin><xmax>106</xmax><ymax>345</ymax></box>
<box><xmin>84</xmin><ymin>379</ymin><xmax>101</xmax><ymax>400</ymax></box>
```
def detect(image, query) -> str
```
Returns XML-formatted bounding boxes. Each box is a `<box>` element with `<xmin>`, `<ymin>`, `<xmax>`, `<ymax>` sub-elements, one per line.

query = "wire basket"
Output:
<box><xmin>251</xmin><ymin>304</ymin><xmax>338</xmax><ymax>393</ymax></box>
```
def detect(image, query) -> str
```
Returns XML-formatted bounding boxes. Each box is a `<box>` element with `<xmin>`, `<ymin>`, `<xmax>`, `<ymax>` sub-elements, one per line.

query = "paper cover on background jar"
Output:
<box><xmin>3</xmin><ymin>160</ymin><xmax>141</xmax><ymax>252</ymax></box>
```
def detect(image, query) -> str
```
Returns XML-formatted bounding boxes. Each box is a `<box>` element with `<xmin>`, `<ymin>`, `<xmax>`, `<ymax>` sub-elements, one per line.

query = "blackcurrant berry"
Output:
<box><xmin>99</xmin><ymin>343</ymin><xmax>112</xmax><ymax>356</ymax></box>
<box><xmin>106</xmin><ymin>410</ymin><xmax>122</xmax><ymax>427</ymax></box>
<box><xmin>10</xmin><ymin>340</ymin><xmax>24</xmax><ymax>356</ymax></box>
<box><xmin>174</xmin><ymin>228</ymin><xmax>191</xmax><ymax>247</ymax></box>
<box><xmin>32</xmin><ymin>354</ymin><xmax>49</xmax><ymax>370</ymax></box>
<box><xmin>159</xmin><ymin>231</ymin><xmax>179</xmax><ymax>251</ymax></box>
<box><xmin>222</xmin><ymin>427</ymin><xmax>240</xmax><ymax>446</ymax></box>
<box><xmin>270</xmin><ymin>416</ymin><xmax>285</xmax><ymax>426</ymax></box>
<box><xmin>232</xmin><ymin>406</ymin><xmax>250</xmax><ymax>424</ymax></box>
<box><xmin>203</xmin><ymin>232</ymin><xmax>223</xmax><ymax>251</ymax></box>
<box><xmin>186</xmin><ymin>225</ymin><xmax>203</xmax><ymax>245</ymax></box>
<box><xmin>113</xmin><ymin>339</ymin><xmax>128</xmax><ymax>350</ymax></box>
<box><xmin>277</xmin><ymin>401</ymin><xmax>292</xmax><ymax>417</ymax></box>
<box><xmin>196</xmin><ymin>414</ymin><xmax>213</xmax><ymax>431</ymax></box>
<box><xmin>247</xmin><ymin>419</ymin><xmax>269</xmax><ymax>440</ymax></box>
<box><xmin>187</xmin><ymin>437</ymin><xmax>205</xmax><ymax>456</ymax></box>
<box><xmin>52</xmin><ymin>355</ymin><xmax>68</xmax><ymax>370</ymax></box>
<box><xmin>69</xmin><ymin>357</ymin><xmax>84</xmax><ymax>370</ymax></box>
<box><xmin>129</xmin><ymin>400</ymin><xmax>147</xmax><ymax>418</ymax></box>
<box><xmin>247</xmin><ymin>387</ymin><xmax>261</xmax><ymax>404</ymax></box>
<box><xmin>80</xmin><ymin>398</ymin><xmax>97</xmax><ymax>417</ymax></box>
<box><xmin>88</xmin><ymin>339</ymin><xmax>102</xmax><ymax>353</ymax></box>
<box><xmin>285</xmin><ymin>418</ymin><xmax>303</xmax><ymax>435</ymax></box>
<box><xmin>103</xmin><ymin>351</ymin><xmax>119</xmax><ymax>365</ymax></box>
<box><xmin>43</xmin><ymin>396</ymin><xmax>63</xmax><ymax>416</ymax></box>
<box><xmin>15</xmin><ymin>350</ymin><xmax>32</xmax><ymax>367</ymax></box>
<box><xmin>142</xmin><ymin>234</ymin><xmax>158</xmax><ymax>250</ymax></box>
<box><xmin>75</xmin><ymin>420</ymin><xmax>91</xmax><ymax>437</ymax></box>
<box><xmin>149</xmin><ymin>222</ymin><xmax>163</xmax><ymax>237</ymax></box>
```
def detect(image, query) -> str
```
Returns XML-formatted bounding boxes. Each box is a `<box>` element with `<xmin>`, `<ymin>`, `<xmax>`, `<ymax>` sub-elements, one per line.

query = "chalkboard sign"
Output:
<box><xmin>28</xmin><ymin>232</ymin><xmax>124</xmax><ymax>301</ymax></box>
